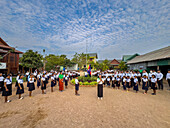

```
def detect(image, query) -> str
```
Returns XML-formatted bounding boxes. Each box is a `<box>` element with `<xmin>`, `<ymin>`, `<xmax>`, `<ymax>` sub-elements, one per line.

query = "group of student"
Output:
<box><xmin>0</xmin><ymin>70</ymin><xmax>80</xmax><ymax>103</ymax></box>
<box><xmin>96</xmin><ymin>69</ymin><xmax>170</xmax><ymax>99</ymax></box>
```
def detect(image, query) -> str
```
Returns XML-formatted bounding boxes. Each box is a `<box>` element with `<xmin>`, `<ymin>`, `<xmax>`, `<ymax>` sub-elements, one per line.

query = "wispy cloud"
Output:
<box><xmin>0</xmin><ymin>0</ymin><xmax>169</xmax><ymax>59</ymax></box>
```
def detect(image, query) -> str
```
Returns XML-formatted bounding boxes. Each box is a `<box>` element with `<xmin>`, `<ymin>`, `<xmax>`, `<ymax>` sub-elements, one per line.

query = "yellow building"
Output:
<box><xmin>87</xmin><ymin>53</ymin><xmax>98</xmax><ymax>70</ymax></box>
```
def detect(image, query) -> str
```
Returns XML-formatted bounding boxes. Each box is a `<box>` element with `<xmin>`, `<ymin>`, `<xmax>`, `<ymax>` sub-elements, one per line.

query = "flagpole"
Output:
<box><xmin>86</xmin><ymin>36</ymin><xmax>87</xmax><ymax>70</ymax></box>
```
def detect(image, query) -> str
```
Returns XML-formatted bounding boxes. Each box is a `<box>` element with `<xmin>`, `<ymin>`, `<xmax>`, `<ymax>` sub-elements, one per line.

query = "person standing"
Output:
<box><xmin>142</xmin><ymin>75</ymin><xmax>148</xmax><ymax>94</ymax></box>
<box><xmin>2</xmin><ymin>75</ymin><xmax>12</xmax><ymax>103</ymax></box>
<box><xmin>16</xmin><ymin>75</ymin><xmax>24</xmax><ymax>100</ymax></box>
<box><xmin>75</xmin><ymin>76</ymin><xmax>80</xmax><ymax>96</ymax></box>
<box><xmin>166</xmin><ymin>70</ymin><xmax>170</xmax><ymax>89</ymax></box>
<box><xmin>0</xmin><ymin>73</ymin><xmax>4</xmax><ymax>93</ymax></box>
<box><xmin>37</xmin><ymin>72</ymin><xmax>41</xmax><ymax>88</ymax></box>
<box><xmin>28</xmin><ymin>74</ymin><xmax>36</xmax><ymax>97</ymax></box>
<box><xmin>151</xmin><ymin>75</ymin><xmax>157</xmax><ymax>95</ymax></box>
<box><xmin>41</xmin><ymin>74</ymin><xmax>47</xmax><ymax>94</ymax></box>
<box><xmin>65</xmin><ymin>74</ymin><xmax>68</xmax><ymax>89</ymax></box>
<box><xmin>50</xmin><ymin>74</ymin><xmax>55</xmax><ymax>92</ymax></box>
<box><xmin>133</xmin><ymin>76</ymin><xmax>139</xmax><ymax>93</ymax></box>
<box><xmin>59</xmin><ymin>71</ymin><xmax>64</xmax><ymax>92</ymax></box>
<box><xmin>156</xmin><ymin>70</ymin><xmax>163</xmax><ymax>90</ymax></box>
<box><xmin>97</xmin><ymin>75</ymin><xmax>103</xmax><ymax>100</ymax></box>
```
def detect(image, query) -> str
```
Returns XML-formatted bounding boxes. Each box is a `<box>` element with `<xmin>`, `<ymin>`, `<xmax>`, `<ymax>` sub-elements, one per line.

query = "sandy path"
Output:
<box><xmin>0</xmin><ymin>81</ymin><xmax>170</xmax><ymax>128</ymax></box>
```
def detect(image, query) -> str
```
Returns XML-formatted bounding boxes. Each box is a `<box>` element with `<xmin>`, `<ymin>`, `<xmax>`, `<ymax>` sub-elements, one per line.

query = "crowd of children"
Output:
<box><xmin>0</xmin><ymin>70</ymin><xmax>80</xmax><ymax>103</ymax></box>
<box><xmin>95</xmin><ymin>69</ymin><xmax>170</xmax><ymax>99</ymax></box>
<box><xmin>0</xmin><ymin>69</ymin><xmax>169</xmax><ymax>103</ymax></box>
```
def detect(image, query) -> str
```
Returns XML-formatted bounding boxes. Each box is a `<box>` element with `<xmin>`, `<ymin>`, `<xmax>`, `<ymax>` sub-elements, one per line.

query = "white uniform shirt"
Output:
<box><xmin>142</xmin><ymin>78</ymin><xmax>148</xmax><ymax>82</ymax></box>
<box><xmin>51</xmin><ymin>76</ymin><xmax>55</xmax><ymax>81</ymax></box>
<box><xmin>18</xmin><ymin>79</ymin><xmax>23</xmax><ymax>84</ymax></box>
<box><xmin>0</xmin><ymin>76</ymin><xmax>4</xmax><ymax>82</ymax></box>
<box><xmin>123</xmin><ymin>78</ymin><xmax>126</xmax><ymax>82</ymax></box>
<box><xmin>126</xmin><ymin>79</ymin><xmax>131</xmax><ymax>82</ymax></box>
<box><xmin>112</xmin><ymin>77</ymin><xmax>115</xmax><ymax>81</ymax></box>
<box><xmin>134</xmin><ymin>78</ymin><xmax>138</xmax><ymax>83</ymax></box>
<box><xmin>151</xmin><ymin>78</ymin><xmax>157</xmax><ymax>83</ymax></box>
<box><xmin>142</xmin><ymin>72</ymin><xmax>148</xmax><ymax>77</ymax></box>
<box><xmin>16</xmin><ymin>75</ymin><xmax>20</xmax><ymax>81</ymax></box>
<box><xmin>107</xmin><ymin>78</ymin><xmax>110</xmax><ymax>81</ymax></box>
<box><xmin>166</xmin><ymin>73</ymin><xmax>170</xmax><ymax>80</ymax></box>
<box><xmin>41</xmin><ymin>77</ymin><xmax>46</xmax><ymax>81</ymax></box>
<box><xmin>97</xmin><ymin>78</ymin><xmax>103</xmax><ymax>84</ymax></box>
<box><xmin>29</xmin><ymin>78</ymin><xmax>34</xmax><ymax>83</ymax></box>
<box><xmin>156</xmin><ymin>73</ymin><xmax>163</xmax><ymax>80</ymax></box>
<box><xmin>116</xmin><ymin>78</ymin><xmax>121</xmax><ymax>81</ymax></box>
<box><xmin>4</xmin><ymin>78</ymin><xmax>12</xmax><ymax>84</ymax></box>
<box><xmin>75</xmin><ymin>79</ymin><xmax>79</xmax><ymax>84</ymax></box>
<box><xmin>26</xmin><ymin>72</ymin><xmax>29</xmax><ymax>76</ymax></box>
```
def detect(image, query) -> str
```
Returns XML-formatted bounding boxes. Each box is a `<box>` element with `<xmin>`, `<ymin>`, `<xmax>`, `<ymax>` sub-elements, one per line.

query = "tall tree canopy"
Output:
<box><xmin>20</xmin><ymin>50</ymin><xmax>43</xmax><ymax>72</ymax></box>
<box><xmin>119</xmin><ymin>61</ymin><xmax>127</xmax><ymax>71</ymax></box>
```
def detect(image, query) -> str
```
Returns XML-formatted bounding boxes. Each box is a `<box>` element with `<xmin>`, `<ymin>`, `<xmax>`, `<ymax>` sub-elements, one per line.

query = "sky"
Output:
<box><xmin>0</xmin><ymin>0</ymin><xmax>169</xmax><ymax>60</ymax></box>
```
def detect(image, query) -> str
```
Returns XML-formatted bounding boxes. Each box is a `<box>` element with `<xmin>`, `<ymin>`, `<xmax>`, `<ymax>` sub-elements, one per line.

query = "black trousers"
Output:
<box><xmin>157</xmin><ymin>79</ymin><xmax>163</xmax><ymax>90</ymax></box>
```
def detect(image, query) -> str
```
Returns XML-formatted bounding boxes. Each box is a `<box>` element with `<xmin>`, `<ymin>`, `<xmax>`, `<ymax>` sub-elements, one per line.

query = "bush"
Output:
<box><xmin>83</xmin><ymin>82</ymin><xmax>89</xmax><ymax>85</ymax></box>
<box><xmin>78</xmin><ymin>76</ymin><xmax>97</xmax><ymax>82</ymax></box>
<box><xmin>79</xmin><ymin>82</ymin><xmax>83</xmax><ymax>85</ymax></box>
<box><xmin>71</xmin><ymin>79</ymin><xmax>75</xmax><ymax>84</ymax></box>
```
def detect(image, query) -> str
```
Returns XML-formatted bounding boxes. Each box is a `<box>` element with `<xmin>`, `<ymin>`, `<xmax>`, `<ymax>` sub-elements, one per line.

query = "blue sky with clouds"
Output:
<box><xmin>0</xmin><ymin>0</ymin><xmax>169</xmax><ymax>59</ymax></box>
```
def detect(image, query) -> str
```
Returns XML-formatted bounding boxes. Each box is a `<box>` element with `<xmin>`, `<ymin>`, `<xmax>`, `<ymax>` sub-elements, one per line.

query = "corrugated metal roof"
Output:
<box><xmin>127</xmin><ymin>46</ymin><xmax>170</xmax><ymax>64</ymax></box>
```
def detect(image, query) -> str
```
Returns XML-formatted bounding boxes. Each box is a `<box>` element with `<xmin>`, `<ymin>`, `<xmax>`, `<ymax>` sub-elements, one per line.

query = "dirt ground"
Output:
<box><xmin>0</xmin><ymin>80</ymin><xmax>170</xmax><ymax>128</ymax></box>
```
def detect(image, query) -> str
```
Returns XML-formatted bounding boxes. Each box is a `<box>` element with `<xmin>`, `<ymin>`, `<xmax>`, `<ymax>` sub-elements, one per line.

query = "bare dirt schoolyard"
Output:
<box><xmin>0</xmin><ymin>81</ymin><xmax>170</xmax><ymax>128</ymax></box>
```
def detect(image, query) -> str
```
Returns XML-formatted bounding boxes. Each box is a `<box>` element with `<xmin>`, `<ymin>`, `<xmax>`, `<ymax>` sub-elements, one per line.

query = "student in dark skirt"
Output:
<box><xmin>75</xmin><ymin>76</ymin><xmax>80</xmax><ymax>96</ymax></box>
<box><xmin>16</xmin><ymin>75</ymin><xmax>24</xmax><ymax>100</ymax></box>
<box><xmin>126</xmin><ymin>76</ymin><xmax>131</xmax><ymax>92</ymax></box>
<box><xmin>122</xmin><ymin>76</ymin><xmax>126</xmax><ymax>91</ymax></box>
<box><xmin>65</xmin><ymin>74</ymin><xmax>68</xmax><ymax>89</ymax></box>
<box><xmin>2</xmin><ymin>75</ymin><xmax>12</xmax><ymax>103</ymax></box>
<box><xmin>133</xmin><ymin>76</ymin><xmax>139</xmax><ymax>93</ymax></box>
<box><xmin>28</xmin><ymin>74</ymin><xmax>36</xmax><ymax>97</ymax></box>
<box><xmin>41</xmin><ymin>74</ymin><xmax>47</xmax><ymax>94</ymax></box>
<box><xmin>0</xmin><ymin>73</ymin><xmax>4</xmax><ymax>93</ymax></box>
<box><xmin>45</xmin><ymin>73</ymin><xmax>48</xmax><ymax>84</ymax></box>
<box><xmin>50</xmin><ymin>74</ymin><xmax>55</xmax><ymax>92</ymax></box>
<box><xmin>97</xmin><ymin>75</ymin><xmax>104</xmax><ymax>100</ymax></box>
<box><xmin>137</xmin><ymin>71</ymin><xmax>141</xmax><ymax>86</ymax></box>
<box><xmin>106</xmin><ymin>76</ymin><xmax>111</xmax><ymax>87</ymax></box>
<box><xmin>151</xmin><ymin>75</ymin><xmax>157</xmax><ymax>95</ymax></box>
<box><xmin>116</xmin><ymin>76</ymin><xmax>121</xmax><ymax>89</ymax></box>
<box><xmin>37</xmin><ymin>72</ymin><xmax>41</xmax><ymax>88</ymax></box>
<box><xmin>142</xmin><ymin>75</ymin><xmax>148</xmax><ymax>94</ymax></box>
<box><xmin>15</xmin><ymin>73</ymin><xmax>20</xmax><ymax>87</ymax></box>
<box><xmin>102</xmin><ymin>76</ymin><xmax>106</xmax><ymax>87</ymax></box>
<box><xmin>111</xmin><ymin>75</ymin><xmax>115</xmax><ymax>88</ymax></box>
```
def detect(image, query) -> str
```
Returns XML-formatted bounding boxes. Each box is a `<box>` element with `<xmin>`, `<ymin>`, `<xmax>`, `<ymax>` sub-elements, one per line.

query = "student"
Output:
<box><xmin>25</xmin><ymin>71</ymin><xmax>29</xmax><ymax>82</ymax></box>
<box><xmin>51</xmin><ymin>74</ymin><xmax>55</xmax><ymax>92</ymax></box>
<box><xmin>102</xmin><ymin>76</ymin><xmax>106</xmax><ymax>87</ymax></box>
<box><xmin>85</xmin><ymin>72</ymin><xmax>88</xmax><ymax>77</ymax></box>
<box><xmin>116</xmin><ymin>76</ymin><xmax>121</xmax><ymax>89</ymax></box>
<box><xmin>16</xmin><ymin>75</ymin><xmax>24</xmax><ymax>100</ymax></box>
<box><xmin>75</xmin><ymin>76</ymin><xmax>80</xmax><ymax>96</ymax></box>
<box><xmin>133</xmin><ymin>76</ymin><xmax>139</xmax><ymax>93</ymax></box>
<box><xmin>142</xmin><ymin>75</ymin><xmax>148</xmax><ymax>94</ymax></box>
<box><xmin>15</xmin><ymin>73</ymin><xmax>20</xmax><ymax>87</ymax></box>
<box><xmin>111</xmin><ymin>75</ymin><xmax>115</xmax><ymax>88</ymax></box>
<box><xmin>122</xmin><ymin>76</ymin><xmax>126</xmax><ymax>91</ymax></box>
<box><xmin>166</xmin><ymin>70</ymin><xmax>170</xmax><ymax>89</ymax></box>
<box><xmin>0</xmin><ymin>73</ymin><xmax>4</xmax><ymax>93</ymax></box>
<box><xmin>59</xmin><ymin>71</ymin><xmax>64</xmax><ymax>92</ymax></box>
<box><xmin>2</xmin><ymin>75</ymin><xmax>12</xmax><ymax>103</ymax></box>
<box><xmin>37</xmin><ymin>72</ymin><xmax>41</xmax><ymax>88</ymax></box>
<box><xmin>156</xmin><ymin>70</ymin><xmax>163</xmax><ymax>90</ymax></box>
<box><xmin>148</xmin><ymin>70</ymin><xmax>153</xmax><ymax>87</ymax></box>
<box><xmin>45</xmin><ymin>73</ymin><xmax>48</xmax><ymax>84</ymax></box>
<box><xmin>137</xmin><ymin>71</ymin><xmax>141</xmax><ymax>86</ymax></box>
<box><xmin>41</xmin><ymin>74</ymin><xmax>47</xmax><ymax>94</ymax></box>
<box><xmin>106</xmin><ymin>76</ymin><xmax>111</xmax><ymax>87</ymax></box>
<box><xmin>97</xmin><ymin>75</ymin><xmax>104</xmax><ymax>100</ymax></box>
<box><xmin>28</xmin><ymin>74</ymin><xmax>36</xmax><ymax>97</ymax></box>
<box><xmin>151</xmin><ymin>75</ymin><xmax>157</xmax><ymax>95</ymax></box>
<box><xmin>65</xmin><ymin>74</ymin><xmax>68</xmax><ymax>89</ymax></box>
<box><xmin>126</xmin><ymin>76</ymin><xmax>131</xmax><ymax>91</ymax></box>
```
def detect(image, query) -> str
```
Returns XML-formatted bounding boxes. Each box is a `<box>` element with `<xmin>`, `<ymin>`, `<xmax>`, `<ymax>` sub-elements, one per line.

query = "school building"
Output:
<box><xmin>0</xmin><ymin>37</ymin><xmax>23</xmax><ymax>75</ymax></box>
<box><xmin>98</xmin><ymin>59</ymin><xmax>121</xmax><ymax>70</ymax></box>
<box><xmin>127</xmin><ymin>46</ymin><xmax>170</xmax><ymax>75</ymax></box>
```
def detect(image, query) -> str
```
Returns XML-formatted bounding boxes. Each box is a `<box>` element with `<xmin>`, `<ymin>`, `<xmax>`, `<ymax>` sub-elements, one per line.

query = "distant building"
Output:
<box><xmin>127</xmin><ymin>46</ymin><xmax>170</xmax><ymax>75</ymax></box>
<box><xmin>122</xmin><ymin>53</ymin><xmax>140</xmax><ymax>63</ymax></box>
<box><xmin>0</xmin><ymin>37</ymin><xmax>23</xmax><ymax>75</ymax></box>
<box><xmin>67</xmin><ymin>64</ymin><xmax>78</xmax><ymax>71</ymax></box>
<box><xmin>98</xmin><ymin>59</ymin><xmax>121</xmax><ymax>70</ymax></box>
<box><xmin>88</xmin><ymin>53</ymin><xmax>98</xmax><ymax>63</ymax></box>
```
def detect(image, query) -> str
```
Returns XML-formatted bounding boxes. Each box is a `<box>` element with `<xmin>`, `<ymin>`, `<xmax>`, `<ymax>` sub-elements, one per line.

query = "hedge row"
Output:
<box><xmin>78</xmin><ymin>76</ymin><xmax>97</xmax><ymax>82</ymax></box>
<box><xmin>71</xmin><ymin>79</ymin><xmax>98</xmax><ymax>86</ymax></box>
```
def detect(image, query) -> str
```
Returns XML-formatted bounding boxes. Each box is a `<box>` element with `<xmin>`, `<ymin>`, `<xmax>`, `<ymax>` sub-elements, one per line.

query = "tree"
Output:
<box><xmin>119</xmin><ymin>61</ymin><xmax>127</xmax><ymax>71</ymax></box>
<box><xmin>72</xmin><ymin>53</ymin><xmax>89</xmax><ymax>69</ymax></box>
<box><xmin>20</xmin><ymin>50</ymin><xmax>43</xmax><ymax>72</ymax></box>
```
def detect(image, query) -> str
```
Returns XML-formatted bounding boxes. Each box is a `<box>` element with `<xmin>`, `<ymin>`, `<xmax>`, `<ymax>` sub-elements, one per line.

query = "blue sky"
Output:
<box><xmin>0</xmin><ymin>0</ymin><xmax>169</xmax><ymax>60</ymax></box>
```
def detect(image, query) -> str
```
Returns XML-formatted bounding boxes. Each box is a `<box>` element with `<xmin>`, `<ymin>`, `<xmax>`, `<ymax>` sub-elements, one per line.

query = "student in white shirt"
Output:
<box><xmin>16</xmin><ymin>75</ymin><xmax>24</xmax><ymax>100</ymax></box>
<box><xmin>75</xmin><ymin>76</ymin><xmax>80</xmax><ymax>96</ymax></box>
<box><xmin>166</xmin><ymin>70</ymin><xmax>170</xmax><ymax>88</ymax></box>
<box><xmin>41</xmin><ymin>74</ymin><xmax>47</xmax><ymax>94</ymax></box>
<box><xmin>0</xmin><ymin>73</ymin><xmax>4</xmax><ymax>93</ymax></box>
<box><xmin>28</xmin><ymin>74</ymin><xmax>36</xmax><ymax>97</ymax></box>
<box><xmin>142</xmin><ymin>75</ymin><xmax>148</xmax><ymax>94</ymax></box>
<box><xmin>97</xmin><ymin>75</ymin><xmax>104</xmax><ymax>99</ymax></box>
<box><xmin>156</xmin><ymin>70</ymin><xmax>163</xmax><ymax>90</ymax></box>
<box><xmin>2</xmin><ymin>75</ymin><xmax>12</xmax><ymax>103</ymax></box>
<box><xmin>151</xmin><ymin>75</ymin><xmax>157</xmax><ymax>95</ymax></box>
<box><xmin>122</xmin><ymin>76</ymin><xmax>126</xmax><ymax>90</ymax></box>
<box><xmin>133</xmin><ymin>76</ymin><xmax>139</xmax><ymax>93</ymax></box>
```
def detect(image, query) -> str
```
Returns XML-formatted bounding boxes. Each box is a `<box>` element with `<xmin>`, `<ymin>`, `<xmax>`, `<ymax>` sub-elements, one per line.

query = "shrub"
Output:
<box><xmin>83</xmin><ymin>82</ymin><xmax>89</xmax><ymax>85</ymax></box>
<box><xmin>79</xmin><ymin>82</ymin><xmax>83</xmax><ymax>85</ymax></box>
<box><xmin>78</xmin><ymin>76</ymin><xmax>97</xmax><ymax>82</ymax></box>
<box><xmin>71</xmin><ymin>79</ymin><xmax>75</xmax><ymax>84</ymax></box>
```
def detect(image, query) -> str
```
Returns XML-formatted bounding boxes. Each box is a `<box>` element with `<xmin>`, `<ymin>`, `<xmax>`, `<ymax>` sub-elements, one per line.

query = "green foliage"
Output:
<box><xmin>45</xmin><ymin>54</ymin><xmax>74</xmax><ymax>71</ymax></box>
<box><xmin>12</xmin><ymin>77</ymin><xmax>26</xmax><ymax>83</ymax></box>
<box><xmin>71</xmin><ymin>79</ymin><xmax>75</xmax><ymax>84</ymax></box>
<box><xmin>79</xmin><ymin>82</ymin><xmax>83</xmax><ymax>85</ymax></box>
<box><xmin>19</xmin><ymin>50</ymin><xmax>43</xmax><ymax>70</ymax></box>
<box><xmin>83</xmin><ymin>82</ymin><xmax>89</xmax><ymax>85</ymax></box>
<box><xmin>78</xmin><ymin>76</ymin><xmax>97</xmax><ymax>82</ymax></box>
<box><xmin>119</xmin><ymin>61</ymin><xmax>127</xmax><ymax>71</ymax></box>
<box><xmin>71</xmin><ymin>53</ymin><xmax>90</xmax><ymax>69</ymax></box>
